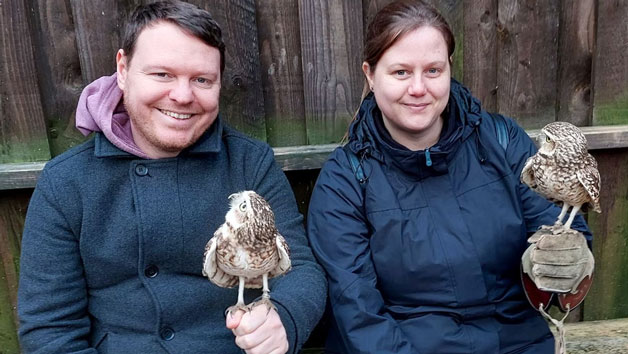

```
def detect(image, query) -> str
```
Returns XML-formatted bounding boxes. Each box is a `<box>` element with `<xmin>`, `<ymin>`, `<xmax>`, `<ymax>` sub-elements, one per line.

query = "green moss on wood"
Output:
<box><xmin>265</xmin><ymin>117</ymin><xmax>307</xmax><ymax>147</ymax></box>
<box><xmin>594</xmin><ymin>92</ymin><xmax>628</xmax><ymax>126</ymax></box>
<box><xmin>0</xmin><ymin>138</ymin><xmax>51</xmax><ymax>164</ymax></box>
<box><xmin>0</xmin><ymin>272</ymin><xmax>20</xmax><ymax>353</ymax></box>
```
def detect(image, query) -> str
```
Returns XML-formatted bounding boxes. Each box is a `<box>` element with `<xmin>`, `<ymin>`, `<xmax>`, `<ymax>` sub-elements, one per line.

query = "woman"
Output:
<box><xmin>306</xmin><ymin>1</ymin><xmax>592</xmax><ymax>353</ymax></box>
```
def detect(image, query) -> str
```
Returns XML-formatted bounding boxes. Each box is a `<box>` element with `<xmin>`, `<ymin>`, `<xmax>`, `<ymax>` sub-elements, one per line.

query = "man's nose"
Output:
<box><xmin>169</xmin><ymin>80</ymin><xmax>194</xmax><ymax>104</ymax></box>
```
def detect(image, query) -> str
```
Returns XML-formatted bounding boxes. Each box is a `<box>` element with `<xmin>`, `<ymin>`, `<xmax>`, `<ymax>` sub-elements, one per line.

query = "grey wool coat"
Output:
<box><xmin>18</xmin><ymin>118</ymin><xmax>327</xmax><ymax>354</ymax></box>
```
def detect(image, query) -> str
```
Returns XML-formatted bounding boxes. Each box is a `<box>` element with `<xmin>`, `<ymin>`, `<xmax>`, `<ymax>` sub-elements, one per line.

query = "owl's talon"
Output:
<box><xmin>248</xmin><ymin>297</ymin><xmax>276</xmax><ymax>315</ymax></box>
<box><xmin>225</xmin><ymin>303</ymin><xmax>248</xmax><ymax>317</ymax></box>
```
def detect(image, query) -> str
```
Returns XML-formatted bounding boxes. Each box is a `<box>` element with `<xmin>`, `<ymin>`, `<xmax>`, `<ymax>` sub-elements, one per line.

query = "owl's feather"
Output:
<box><xmin>202</xmin><ymin>228</ymin><xmax>239</xmax><ymax>288</ymax></box>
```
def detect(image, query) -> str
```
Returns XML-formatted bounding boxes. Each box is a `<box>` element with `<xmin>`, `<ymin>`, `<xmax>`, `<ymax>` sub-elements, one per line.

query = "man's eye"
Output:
<box><xmin>426</xmin><ymin>68</ymin><xmax>441</xmax><ymax>76</ymax></box>
<box><xmin>395</xmin><ymin>70</ymin><xmax>407</xmax><ymax>76</ymax></box>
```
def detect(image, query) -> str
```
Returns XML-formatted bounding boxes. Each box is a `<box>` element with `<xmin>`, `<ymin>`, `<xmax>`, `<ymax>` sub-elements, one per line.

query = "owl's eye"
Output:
<box><xmin>239</xmin><ymin>202</ymin><xmax>247</xmax><ymax>212</ymax></box>
<box><xmin>545</xmin><ymin>136</ymin><xmax>551</xmax><ymax>143</ymax></box>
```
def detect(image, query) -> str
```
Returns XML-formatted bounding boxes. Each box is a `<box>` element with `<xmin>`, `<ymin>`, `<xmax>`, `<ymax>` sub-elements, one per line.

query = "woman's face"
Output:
<box><xmin>363</xmin><ymin>26</ymin><xmax>451</xmax><ymax>151</ymax></box>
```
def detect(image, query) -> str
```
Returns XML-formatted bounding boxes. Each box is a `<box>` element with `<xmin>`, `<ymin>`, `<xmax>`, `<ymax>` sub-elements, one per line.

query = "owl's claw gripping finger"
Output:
<box><xmin>248</xmin><ymin>297</ymin><xmax>276</xmax><ymax>315</ymax></box>
<box><xmin>225</xmin><ymin>303</ymin><xmax>248</xmax><ymax>317</ymax></box>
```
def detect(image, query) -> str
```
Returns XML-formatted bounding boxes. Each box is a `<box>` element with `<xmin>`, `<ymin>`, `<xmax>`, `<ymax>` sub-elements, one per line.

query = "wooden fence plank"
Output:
<box><xmin>463</xmin><ymin>0</ymin><xmax>498</xmax><ymax>111</ymax></box>
<box><xmin>70</xmin><ymin>0</ymin><xmax>121</xmax><ymax>84</ymax></box>
<box><xmin>0</xmin><ymin>0</ymin><xmax>51</xmax><ymax>164</ymax></box>
<box><xmin>298</xmin><ymin>0</ymin><xmax>364</xmax><ymax>144</ymax></box>
<box><xmin>254</xmin><ymin>0</ymin><xmax>307</xmax><ymax>147</ymax></box>
<box><xmin>427</xmin><ymin>0</ymin><xmax>463</xmax><ymax>80</ymax></box>
<box><xmin>584</xmin><ymin>149</ymin><xmax>628</xmax><ymax>320</ymax></box>
<box><xmin>592</xmin><ymin>0</ymin><xmax>628</xmax><ymax>126</ymax></box>
<box><xmin>30</xmin><ymin>0</ymin><xmax>87</xmax><ymax>157</ymax></box>
<box><xmin>497</xmin><ymin>0</ymin><xmax>560</xmax><ymax>129</ymax></box>
<box><xmin>362</xmin><ymin>0</ymin><xmax>395</xmax><ymax>35</ymax></box>
<box><xmin>189</xmin><ymin>0</ymin><xmax>267</xmax><ymax>141</ymax></box>
<box><xmin>556</xmin><ymin>0</ymin><xmax>595</xmax><ymax>127</ymax></box>
<box><xmin>0</xmin><ymin>190</ymin><xmax>30</xmax><ymax>353</ymax></box>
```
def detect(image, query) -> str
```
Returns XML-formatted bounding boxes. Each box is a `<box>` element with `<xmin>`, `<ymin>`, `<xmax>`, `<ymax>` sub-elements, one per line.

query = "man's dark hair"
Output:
<box><xmin>122</xmin><ymin>0</ymin><xmax>225</xmax><ymax>73</ymax></box>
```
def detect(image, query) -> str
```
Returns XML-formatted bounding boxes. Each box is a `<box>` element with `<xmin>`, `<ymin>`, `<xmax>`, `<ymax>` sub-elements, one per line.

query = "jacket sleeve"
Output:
<box><xmin>306</xmin><ymin>148</ymin><xmax>417</xmax><ymax>353</ymax></box>
<box><xmin>503</xmin><ymin>118</ymin><xmax>592</xmax><ymax>241</ymax></box>
<box><xmin>18</xmin><ymin>170</ymin><xmax>96</xmax><ymax>354</ymax></box>
<box><xmin>246</xmin><ymin>144</ymin><xmax>328</xmax><ymax>354</ymax></box>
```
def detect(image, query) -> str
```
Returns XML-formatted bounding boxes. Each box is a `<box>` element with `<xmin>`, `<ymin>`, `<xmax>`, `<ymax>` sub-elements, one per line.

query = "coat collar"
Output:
<box><xmin>94</xmin><ymin>115</ymin><xmax>224</xmax><ymax>159</ymax></box>
<box><xmin>347</xmin><ymin>78</ymin><xmax>484</xmax><ymax>179</ymax></box>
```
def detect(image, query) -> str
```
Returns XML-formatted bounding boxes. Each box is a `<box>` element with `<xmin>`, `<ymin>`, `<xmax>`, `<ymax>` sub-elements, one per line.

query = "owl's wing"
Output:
<box><xmin>202</xmin><ymin>228</ymin><xmax>239</xmax><ymax>288</ymax></box>
<box><xmin>270</xmin><ymin>232</ymin><xmax>291</xmax><ymax>277</ymax></box>
<box><xmin>576</xmin><ymin>155</ymin><xmax>602</xmax><ymax>213</ymax></box>
<box><xmin>520</xmin><ymin>155</ymin><xmax>537</xmax><ymax>188</ymax></box>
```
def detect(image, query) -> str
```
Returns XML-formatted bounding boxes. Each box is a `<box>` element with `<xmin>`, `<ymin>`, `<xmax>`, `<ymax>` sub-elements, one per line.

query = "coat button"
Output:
<box><xmin>135</xmin><ymin>164</ymin><xmax>149</xmax><ymax>176</ymax></box>
<box><xmin>160</xmin><ymin>327</ymin><xmax>175</xmax><ymax>341</ymax></box>
<box><xmin>144</xmin><ymin>265</ymin><xmax>159</xmax><ymax>278</ymax></box>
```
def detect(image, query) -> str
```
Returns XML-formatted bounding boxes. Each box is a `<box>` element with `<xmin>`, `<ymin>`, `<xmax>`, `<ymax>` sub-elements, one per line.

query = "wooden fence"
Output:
<box><xmin>1</xmin><ymin>0</ymin><xmax>628</xmax><ymax>352</ymax></box>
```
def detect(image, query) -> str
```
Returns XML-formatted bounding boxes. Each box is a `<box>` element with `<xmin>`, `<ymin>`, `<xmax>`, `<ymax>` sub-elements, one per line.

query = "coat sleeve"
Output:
<box><xmin>306</xmin><ymin>148</ymin><xmax>417</xmax><ymax>353</ymax></box>
<box><xmin>503</xmin><ymin>118</ymin><xmax>592</xmax><ymax>241</ymax></box>
<box><xmin>18</xmin><ymin>170</ymin><xmax>96</xmax><ymax>354</ymax></box>
<box><xmin>246</xmin><ymin>144</ymin><xmax>328</xmax><ymax>354</ymax></box>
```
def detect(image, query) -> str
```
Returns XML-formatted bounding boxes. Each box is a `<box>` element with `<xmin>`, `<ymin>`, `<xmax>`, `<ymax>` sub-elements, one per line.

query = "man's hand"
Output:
<box><xmin>522</xmin><ymin>229</ymin><xmax>594</xmax><ymax>293</ymax></box>
<box><xmin>225</xmin><ymin>304</ymin><xmax>289</xmax><ymax>354</ymax></box>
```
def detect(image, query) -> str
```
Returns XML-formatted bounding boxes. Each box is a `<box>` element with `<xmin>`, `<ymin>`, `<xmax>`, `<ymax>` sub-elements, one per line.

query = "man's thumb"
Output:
<box><xmin>225</xmin><ymin>309</ymin><xmax>245</xmax><ymax>330</ymax></box>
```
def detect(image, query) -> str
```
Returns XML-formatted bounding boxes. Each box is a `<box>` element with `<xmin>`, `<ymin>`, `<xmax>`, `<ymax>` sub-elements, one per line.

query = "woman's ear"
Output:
<box><xmin>116</xmin><ymin>49</ymin><xmax>128</xmax><ymax>90</ymax></box>
<box><xmin>362</xmin><ymin>62</ymin><xmax>374</xmax><ymax>91</ymax></box>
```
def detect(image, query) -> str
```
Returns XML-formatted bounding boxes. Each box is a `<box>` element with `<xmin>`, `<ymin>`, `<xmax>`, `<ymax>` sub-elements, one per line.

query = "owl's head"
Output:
<box><xmin>537</xmin><ymin>121</ymin><xmax>587</xmax><ymax>159</ymax></box>
<box><xmin>225</xmin><ymin>191</ymin><xmax>276</xmax><ymax>234</ymax></box>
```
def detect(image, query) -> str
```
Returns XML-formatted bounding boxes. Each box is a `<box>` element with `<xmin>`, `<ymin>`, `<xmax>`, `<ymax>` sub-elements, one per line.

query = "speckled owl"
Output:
<box><xmin>521</xmin><ymin>121</ymin><xmax>601</xmax><ymax>230</ymax></box>
<box><xmin>202</xmin><ymin>190</ymin><xmax>291</xmax><ymax>314</ymax></box>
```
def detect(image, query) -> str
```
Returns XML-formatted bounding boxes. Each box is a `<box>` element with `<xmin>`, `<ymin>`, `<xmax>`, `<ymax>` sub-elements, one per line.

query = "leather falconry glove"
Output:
<box><xmin>521</xmin><ymin>230</ymin><xmax>594</xmax><ymax>293</ymax></box>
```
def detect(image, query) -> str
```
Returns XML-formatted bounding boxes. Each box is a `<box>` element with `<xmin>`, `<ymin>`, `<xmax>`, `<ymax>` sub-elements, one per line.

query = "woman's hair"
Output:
<box><xmin>343</xmin><ymin>0</ymin><xmax>455</xmax><ymax>141</ymax></box>
<box><xmin>361</xmin><ymin>0</ymin><xmax>455</xmax><ymax>99</ymax></box>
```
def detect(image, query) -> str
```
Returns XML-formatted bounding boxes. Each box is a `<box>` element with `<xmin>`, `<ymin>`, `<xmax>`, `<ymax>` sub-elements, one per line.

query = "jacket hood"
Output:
<box><xmin>347</xmin><ymin>78</ymin><xmax>485</xmax><ymax>179</ymax></box>
<box><xmin>76</xmin><ymin>73</ymin><xmax>149</xmax><ymax>158</ymax></box>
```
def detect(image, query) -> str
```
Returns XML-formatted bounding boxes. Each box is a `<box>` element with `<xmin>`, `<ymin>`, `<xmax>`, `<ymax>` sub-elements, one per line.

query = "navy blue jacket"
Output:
<box><xmin>18</xmin><ymin>118</ymin><xmax>327</xmax><ymax>354</ymax></box>
<box><xmin>307</xmin><ymin>79</ymin><xmax>590</xmax><ymax>353</ymax></box>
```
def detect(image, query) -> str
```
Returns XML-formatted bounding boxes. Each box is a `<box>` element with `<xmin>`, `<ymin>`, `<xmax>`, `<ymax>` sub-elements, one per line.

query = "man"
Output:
<box><xmin>17</xmin><ymin>1</ymin><xmax>326</xmax><ymax>353</ymax></box>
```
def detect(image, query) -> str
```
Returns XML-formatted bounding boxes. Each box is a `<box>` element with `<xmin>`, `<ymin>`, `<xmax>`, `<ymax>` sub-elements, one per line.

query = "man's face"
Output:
<box><xmin>116</xmin><ymin>21</ymin><xmax>221</xmax><ymax>159</ymax></box>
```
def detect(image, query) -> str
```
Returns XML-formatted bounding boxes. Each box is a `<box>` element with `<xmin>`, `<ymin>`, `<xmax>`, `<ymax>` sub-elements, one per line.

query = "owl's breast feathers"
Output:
<box><xmin>203</xmin><ymin>221</ymin><xmax>291</xmax><ymax>289</ymax></box>
<box><xmin>521</xmin><ymin>152</ymin><xmax>601</xmax><ymax>213</ymax></box>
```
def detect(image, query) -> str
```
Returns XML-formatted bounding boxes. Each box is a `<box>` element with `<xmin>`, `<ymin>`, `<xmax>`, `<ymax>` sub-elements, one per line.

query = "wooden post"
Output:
<box><xmin>0</xmin><ymin>0</ymin><xmax>51</xmax><ymax>163</ymax></box>
<box><xmin>298</xmin><ymin>0</ymin><xmax>364</xmax><ymax>144</ymax></box>
<box><xmin>255</xmin><ymin>0</ymin><xmax>308</xmax><ymax>146</ymax></box>
<box><xmin>592</xmin><ymin>0</ymin><xmax>628</xmax><ymax>126</ymax></box>
<box><xmin>497</xmin><ymin>0</ymin><xmax>560</xmax><ymax>129</ymax></box>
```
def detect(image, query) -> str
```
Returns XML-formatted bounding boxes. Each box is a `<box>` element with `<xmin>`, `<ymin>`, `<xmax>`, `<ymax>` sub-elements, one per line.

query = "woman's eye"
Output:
<box><xmin>395</xmin><ymin>70</ymin><xmax>407</xmax><ymax>76</ymax></box>
<box><xmin>239</xmin><ymin>202</ymin><xmax>247</xmax><ymax>212</ymax></box>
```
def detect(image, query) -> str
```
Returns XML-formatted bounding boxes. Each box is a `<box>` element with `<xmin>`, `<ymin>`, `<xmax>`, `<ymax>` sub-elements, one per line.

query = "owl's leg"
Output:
<box><xmin>248</xmin><ymin>273</ymin><xmax>276</xmax><ymax>314</ymax></box>
<box><xmin>554</xmin><ymin>203</ymin><xmax>570</xmax><ymax>226</ymax></box>
<box><xmin>226</xmin><ymin>276</ymin><xmax>248</xmax><ymax>316</ymax></box>
<box><xmin>563</xmin><ymin>204</ymin><xmax>582</xmax><ymax>230</ymax></box>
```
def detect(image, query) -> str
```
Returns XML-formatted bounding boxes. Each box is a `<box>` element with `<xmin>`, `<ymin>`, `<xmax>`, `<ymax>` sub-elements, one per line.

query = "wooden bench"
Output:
<box><xmin>560</xmin><ymin>317</ymin><xmax>628</xmax><ymax>353</ymax></box>
<box><xmin>3</xmin><ymin>125</ymin><xmax>628</xmax><ymax>191</ymax></box>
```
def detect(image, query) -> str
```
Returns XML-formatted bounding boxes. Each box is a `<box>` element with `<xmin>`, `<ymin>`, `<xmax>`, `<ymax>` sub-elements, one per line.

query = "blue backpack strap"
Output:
<box><xmin>342</xmin><ymin>144</ymin><xmax>367</xmax><ymax>185</ymax></box>
<box><xmin>490</xmin><ymin>112</ymin><xmax>509</xmax><ymax>151</ymax></box>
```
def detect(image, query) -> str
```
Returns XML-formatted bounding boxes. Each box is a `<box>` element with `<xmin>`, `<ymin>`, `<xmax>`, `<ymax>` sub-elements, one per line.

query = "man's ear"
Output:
<box><xmin>362</xmin><ymin>62</ymin><xmax>374</xmax><ymax>90</ymax></box>
<box><xmin>116</xmin><ymin>49</ymin><xmax>128</xmax><ymax>90</ymax></box>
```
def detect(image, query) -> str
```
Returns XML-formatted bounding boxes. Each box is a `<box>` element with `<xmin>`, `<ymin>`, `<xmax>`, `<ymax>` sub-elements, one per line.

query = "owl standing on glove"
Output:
<box><xmin>520</xmin><ymin>122</ymin><xmax>601</xmax><ymax>353</ymax></box>
<box><xmin>203</xmin><ymin>191</ymin><xmax>291</xmax><ymax>316</ymax></box>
